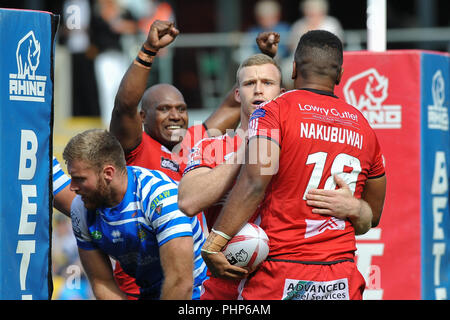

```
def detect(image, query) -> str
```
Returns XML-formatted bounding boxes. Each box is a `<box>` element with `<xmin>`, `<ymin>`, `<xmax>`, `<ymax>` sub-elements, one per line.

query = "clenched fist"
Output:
<box><xmin>145</xmin><ymin>20</ymin><xmax>180</xmax><ymax>51</ymax></box>
<box><xmin>256</xmin><ymin>31</ymin><xmax>280</xmax><ymax>58</ymax></box>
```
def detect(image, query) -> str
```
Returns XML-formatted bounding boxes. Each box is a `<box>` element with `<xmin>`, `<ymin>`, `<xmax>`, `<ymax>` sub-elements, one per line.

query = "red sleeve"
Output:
<box><xmin>171</xmin><ymin>124</ymin><xmax>208</xmax><ymax>172</ymax></box>
<box><xmin>183</xmin><ymin>137</ymin><xmax>218</xmax><ymax>175</ymax></box>
<box><xmin>248</xmin><ymin>101</ymin><xmax>282</xmax><ymax>146</ymax></box>
<box><xmin>183</xmin><ymin>133</ymin><xmax>242</xmax><ymax>176</ymax></box>
<box><xmin>368</xmin><ymin>134</ymin><xmax>386</xmax><ymax>179</ymax></box>
<box><xmin>181</xmin><ymin>124</ymin><xmax>208</xmax><ymax>151</ymax></box>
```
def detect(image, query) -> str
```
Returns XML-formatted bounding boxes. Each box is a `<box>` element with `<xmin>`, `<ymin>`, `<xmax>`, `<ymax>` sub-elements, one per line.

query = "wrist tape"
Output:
<box><xmin>201</xmin><ymin>229</ymin><xmax>231</xmax><ymax>254</ymax></box>
<box><xmin>133</xmin><ymin>45</ymin><xmax>158</xmax><ymax>69</ymax></box>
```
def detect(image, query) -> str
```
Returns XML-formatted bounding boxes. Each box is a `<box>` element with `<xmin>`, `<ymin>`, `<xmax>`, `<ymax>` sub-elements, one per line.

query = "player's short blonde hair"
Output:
<box><xmin>63</xmin><ymin>129</ymin><xmax>126</xmax><ymax>173</ymax></box>
<box><xmin>236</xmin><ymin>53</ymin><xmax>282</xmax><ymax>86</ymax></box>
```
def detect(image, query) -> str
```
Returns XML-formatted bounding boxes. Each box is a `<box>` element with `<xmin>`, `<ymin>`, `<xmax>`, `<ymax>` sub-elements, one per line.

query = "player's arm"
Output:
<box><xmin>361</xmin><ymin>175</ymin><xmax>386</xmax><ymax>228</ymax></box>
<box><xmin>110</xmin><ymin>20</ymin><xmax>179</xmax><ymax>152</ymax></box>
<box><xmin>52</xmin><ymin>156</ymin><xmax>75</xmax><ymax>217</ymax></box>
<box><xmin>53</xmin><ymin>186</ymin><xmax>76</xmax><ymax>217</ymax></box>
<box><xmin>78</xmin><ymin>248</ymin><xmax>128</xmax><ymax>300</ymax></box>
<box><xmin>178</xmin><ymin>147</ymin><xmax>244</xmax><ymax>217</ymax></box>
<box><xmin>144</xmin><ymin>182</ymin><xmax>195</xmax><ymax>299</ymax></box>
<box><xmin>202</xmin><ymin>32</ymin><xmax>280</xmax><ymax>135</ymax></box>
<box><xmin>201</xmin><ymin>137</ymin><xmax>279</xmax><ymax>279</ymax></box>
<box><xmin>159</xmin><ymin>236</ymin><xmax>194</xmax><ymax>299</ymax></box>
<box><xmin>178</xmin><ymin>164</ymin><xmax>240</xmax><ymax>217</ymax></box>
<box><xmin>305</xmin><ymin>174</ymin><xmax>386</xmax><ymax>234</ymax></box>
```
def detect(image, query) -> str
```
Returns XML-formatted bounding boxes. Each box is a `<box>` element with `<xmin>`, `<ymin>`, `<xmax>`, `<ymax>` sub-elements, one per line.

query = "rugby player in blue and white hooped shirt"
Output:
<box><xmin>64</xmin><ymin>129</ymin><xmax>207</xmax><ymax>300</ymax></box>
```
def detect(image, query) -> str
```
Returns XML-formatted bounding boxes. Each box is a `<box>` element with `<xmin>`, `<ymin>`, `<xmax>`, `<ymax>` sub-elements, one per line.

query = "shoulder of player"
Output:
<box><xmin>257</xmin><ymin>89</ymin><xmax>298</xmax><ymax>111</ymax></box>
<box><xmin>70</xmin><ymin>195</ymin><xmax>89</xmax><ymax>230</ymax></box>
<box><xmin>129</xmin><ymin>166</ymin><xmax>179</xmax><ymax>200</ymax></box>
<box><xmin>126</xmin><ymin>131</ymin><xmax>161</xmax><ymax>161</ymax></box>
<box><xmin>141</xmin><ymin>131</ymin><xmax>166</xmax><ymax>149</ymax></box>
<box><xmin>339</xmin><ymin>99</ymin><xmax>376</xmax><ymax>130</ymax></box>
<box><xmin>181</xmin><ymin>123</ymin><xmax>207</xmax><ymax>143</ymax></box>
<box><xmin>70</xmin><ymin>195</ymin><xmax>86</xmax><ymax>215</ymax></box>
<box><xmin>333</xmin><ymin>99</ymin><xmax>382</xmax><ymax>146</ymax></box>
<box><xmin>187</xmin><ymin>123</ymin><xmax>206</xmax><ymax>133</ymax></box>
<box><xmin>190</xmin><ymin>132</ymin><xmax>231</xmax><ymax>151</ymax></box>
<box><xmin>129</xmin><ymin>166</ymin><xmax>177</xmax><ymax>184</ymax></box>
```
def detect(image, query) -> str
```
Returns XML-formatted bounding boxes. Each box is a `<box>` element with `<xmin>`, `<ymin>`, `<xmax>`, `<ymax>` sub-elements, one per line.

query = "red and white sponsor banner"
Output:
<box><xmin>336</xmin><ymin>51</ymin><xmax>422</xmax><ymax>299</ymax></box>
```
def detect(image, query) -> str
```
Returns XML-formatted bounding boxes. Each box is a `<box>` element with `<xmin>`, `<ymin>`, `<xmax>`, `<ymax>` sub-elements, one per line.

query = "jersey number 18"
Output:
<box><xmin>302</xmin><ymin>152</ymin><xmax>361</xmax><ymax>200</ymax></box>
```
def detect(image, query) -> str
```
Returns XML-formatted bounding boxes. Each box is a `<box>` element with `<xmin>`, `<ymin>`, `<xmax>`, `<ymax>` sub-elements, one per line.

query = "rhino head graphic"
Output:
<box><xmin>343</xmin><ymin>68</ymin><xmax>389</xmax><ymax>111</ymax></box>
<box><xmin>16</xmin><ymin>31</ymin><xmax>41</xmax><ymax>79</ymax></box>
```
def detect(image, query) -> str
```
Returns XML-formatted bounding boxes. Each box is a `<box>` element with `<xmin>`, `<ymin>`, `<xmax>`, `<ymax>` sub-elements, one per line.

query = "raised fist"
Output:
<box><xmin>145</xmin><ymin>20</ymin><xmax>180</xmax><ymax>51</ymax></box>
<box><xmin>256</xmin><ymin>32</ymin><xmax>280</xmax><ymax>58</ymax></box>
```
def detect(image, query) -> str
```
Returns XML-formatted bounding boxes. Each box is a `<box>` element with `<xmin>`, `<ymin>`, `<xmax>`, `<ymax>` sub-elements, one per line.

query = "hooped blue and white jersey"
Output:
<box><xmin>53</xmin><ymin>156</ymin><xmax>71</xmax><ymax>195</ymax></box>
<box><xmin>70</xmin><ymin>166</ymin><xmax>208</xmax><ymax>299</ymax></box>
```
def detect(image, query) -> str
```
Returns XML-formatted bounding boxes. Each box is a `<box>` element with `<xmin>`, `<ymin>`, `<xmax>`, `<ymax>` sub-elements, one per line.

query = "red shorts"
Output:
<box><xmin>200</xmin><ymin>271</ymin><xmax>244</xmax><ymax>300</ymax></box>
<box><xmin>114</xmin><ymin>261</ymin><xmax>140</xmax><ymax>300</ymax></box>
<box><xmin>240</xmin><ymin>259</ymin><xmax>365</xmax><ymax>300</ymax></box>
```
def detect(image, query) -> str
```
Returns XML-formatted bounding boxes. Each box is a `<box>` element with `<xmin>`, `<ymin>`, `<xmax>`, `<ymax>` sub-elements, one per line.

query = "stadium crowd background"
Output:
<box><xmin>1</xmin><ymin>0</ymin><xmax>448</xmax><ymax>299</ymax></box>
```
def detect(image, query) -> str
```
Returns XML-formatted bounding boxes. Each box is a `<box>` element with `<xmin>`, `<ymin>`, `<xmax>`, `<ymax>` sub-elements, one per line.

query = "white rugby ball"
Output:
<box><xmin>222</xmin><ymin>223</ymin><xmax>269</xmax><ymax>271</ymax></box>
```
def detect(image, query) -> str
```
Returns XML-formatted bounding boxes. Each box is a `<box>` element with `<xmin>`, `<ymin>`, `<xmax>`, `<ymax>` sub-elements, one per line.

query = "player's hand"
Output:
<box><xmin>201</xmin><ymin>251</ymin><xmax>249</xmax><ymax>280</ymax></box>
<box><xmin>305</xmin><ymin>174</ymin><xmax>361</xmax><ymax>221</ymax></box>
<box><xmin>146</xmin><ymin>20</ymin><xmax>179</xmax><ymax>51</ymax></box>
<box><xmin>256</xmin><ymin>32</ymin><xmax>280</xmax><ymax>58</ymax></box>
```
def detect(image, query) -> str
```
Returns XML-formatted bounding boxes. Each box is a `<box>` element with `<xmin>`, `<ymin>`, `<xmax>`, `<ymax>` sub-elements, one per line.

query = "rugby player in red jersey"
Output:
<box><xmin>201</xmin><ymin>30</ymin><xmax>387</xmax><ymax>300</ymax></box>
<box><xmin>178</xmin><ymin>33</ymin><xmax>283</xmax><ymax>227</ymax></box>
<box><xmin>178</xmin><ymin>45</ymin><xmax>282</xmax><ymax>299</ymax></box>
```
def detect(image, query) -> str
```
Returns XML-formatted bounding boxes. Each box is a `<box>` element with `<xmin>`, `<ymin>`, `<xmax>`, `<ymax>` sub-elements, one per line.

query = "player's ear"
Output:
<box><xmin>234</xmin><ymin>87</ymin><xmax>241</xmax><ymax>103</ymax></box>
<box><xmin>139</xmin><ymin>109</ymin><xmax>146</xmax><ymax>123</ymax></box>
<box><xmin>102</xmin><ymin>165</ymin><xmax>115</xmax><ymax>183</ymax></box>
<box><xmin>291</xmin><ymin>61</ymin><xmax>297</xmax><ymax>80</ymax></box>
<box><xmin>336</xmin><ymin>67</ymin><xmax>344</xmax><ymax>85</ymax></box>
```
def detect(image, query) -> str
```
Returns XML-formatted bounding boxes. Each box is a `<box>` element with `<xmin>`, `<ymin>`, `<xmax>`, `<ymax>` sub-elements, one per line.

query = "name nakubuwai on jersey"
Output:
<box><xmin>70</xmin><ymin>166</ymin><xmax>207</xmax><ymax>299</ymax></box>
<box><xmin>248</xmin><ymin>88</ymin><xmax>385</xmax><ymax>263</ymax></box>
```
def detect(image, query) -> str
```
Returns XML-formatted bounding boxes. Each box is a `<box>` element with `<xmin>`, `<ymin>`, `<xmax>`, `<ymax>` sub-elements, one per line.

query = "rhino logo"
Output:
<box><xmin>343</xmin><ymin>68</ymin><xmax>402</xmax><ymax>129</ymax></box>
<box><xmin>427</xmin><ymin>69</ymin><xmax>448</xmax><ymax>131</ymax></box>
<box><xmin>225</xmin><ymin>249</ymin><xmax>249</xmax><ymax>265</ymax></box>
<box><xmin>16</xmin><ymin>31</ymin><xmax>41</xmax><ymax>79</ymax></box>
<box><xmin>235</xmin><ymin>249</ymin><xmax>249</xmax><ymax>263</ymax></box>
<box><xmin>344</xmin><ymin>68</ymin><xmax>388</xmax><ymax>110</ymax></box>
<box><xmin>9</xmin><ymin>30</ymin><xmax>47</xmax><ymax>102</ymax></box>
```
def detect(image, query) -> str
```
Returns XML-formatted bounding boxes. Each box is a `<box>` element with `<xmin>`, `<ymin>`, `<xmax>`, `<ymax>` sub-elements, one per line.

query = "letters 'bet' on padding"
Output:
<box><xmin>0</xmin><ymin>8</ymin><xmax>59</xmax><ymax>300</ymax></box>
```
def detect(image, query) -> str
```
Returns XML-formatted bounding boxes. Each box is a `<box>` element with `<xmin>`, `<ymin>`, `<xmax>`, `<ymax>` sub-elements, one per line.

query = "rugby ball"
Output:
<box><xmin>222</xmin><ymin>223</ymin><xmax>269</xmax><ymax>271</ymax></box>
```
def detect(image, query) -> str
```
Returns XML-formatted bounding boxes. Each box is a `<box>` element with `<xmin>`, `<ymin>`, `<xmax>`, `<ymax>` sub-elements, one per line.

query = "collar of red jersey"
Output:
<box><xmin>299</xmin><ymin>88</ymin><xmax>338</xmax><ymax>99</ymax></box>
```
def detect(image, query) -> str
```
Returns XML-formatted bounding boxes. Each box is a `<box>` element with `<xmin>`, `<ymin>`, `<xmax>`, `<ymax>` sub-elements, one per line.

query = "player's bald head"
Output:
<box><xmin>140</xmin><ymin>83</ymin><xmax>189</xmax><ymax>149</ymax></box>
<box><xmin>294</xmin><ymin>30</ymin><xmax>343</xmax><ymax>84</ymax></box>
<box><xmin>141</xmin><ymin>83</ymin><xmax>185</xmax><ymax>112</ymax></box>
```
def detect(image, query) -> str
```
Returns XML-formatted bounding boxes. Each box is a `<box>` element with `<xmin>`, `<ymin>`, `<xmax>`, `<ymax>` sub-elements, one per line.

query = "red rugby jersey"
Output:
<box><xmin>126</xmin><ymin>124</ymin><xmax>207</xmax><ymax>181</ymax></box>
<box><xmin>249</xmin><ymin>88</ymin><xmax>385</xmax><ymax>262</ymax></box>
<box><xmin>184</xmin><ymin>133</ymin><xmax>243</xmax><ymax>230</ymax></box>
